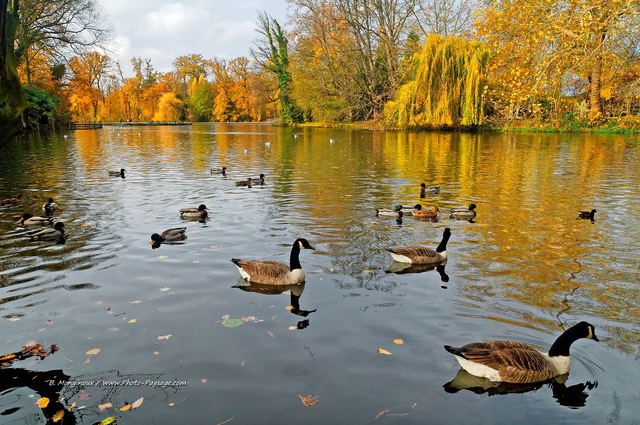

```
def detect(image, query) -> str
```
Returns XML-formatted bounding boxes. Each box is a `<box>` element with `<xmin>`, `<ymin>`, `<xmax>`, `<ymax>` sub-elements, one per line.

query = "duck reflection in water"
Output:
<box><xmin>386</xmin><ymin>262</ymin><xmax>449</xmax><ymax>288</ymax></box>
<box><xmin>0</xmin><ymin>343</ymin><xmax>76</xmax><ymax>423</ymax></box>
<box><xmin>443</xmin><ymin>368</ymin><xmax>597</xmax><ymax>408</ymax></box>
<box><xmin>233</xmin><ymin>280</ymin><xmax>317</xmax><ymax>329</ymax></box>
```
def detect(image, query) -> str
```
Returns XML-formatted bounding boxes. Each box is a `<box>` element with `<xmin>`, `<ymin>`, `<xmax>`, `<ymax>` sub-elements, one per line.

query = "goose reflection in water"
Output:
<box><xmin>233</xmin><ymin>280</ymin><xmax>317</xmax><ymax>329</ymax></box>
<box><xmin>443</xmin><ymin>368</ymin><xmax>597</xmax><ymax>408</ymax></box>
<box><xmin>386</xmin><ymin>262</ymin><xmax>449</xmax><ymax>287</ymax></box>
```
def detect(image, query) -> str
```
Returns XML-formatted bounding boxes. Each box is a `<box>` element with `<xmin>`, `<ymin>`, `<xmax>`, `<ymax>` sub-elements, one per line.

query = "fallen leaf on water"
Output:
<box><xmin>86</xmin><ymin>348</ymin><xmax>101</xmax><ymax>355</ymax></box>
<box><xmin>109</xmin><ymin>327</ymin><xmax>120</xmax><ymax>331</ymax></box>
<box><xmin>377</xmin><ymin>348</ymin><xmax>393</xmax><ymax>355</ymax></box>
<box><xmin>158</xmin><ymin>256</ymin><xmax>168</xmax><ymax>259</ymax></box>
<box><xmin>298</xmin><ymin>394</ymin><xmax>319</xmax><ymax>406</ymax></box>
<box><xmin>131</xmin><ymin>397</ymin><xmax>144</xmax><ymax>409</ymax></box>
<box><xmin>372</xmin><ymin>410</ymin><xmax>389</xmax><ymax>421</ymax></box>
<box><xmin>394</xmin><ymin>339</ymin><xmax>404</xmax><ymax>344</ymax></box>
<box><xmin>52</xmin><ymin>410</ymin><xmax>64</xmax><ymax>422</ymax></box>
<box><xmin>7</xmin><ymin>316</ymin><xmax>21</xmax><ymax>321</ymax></box>
<box><xmin>98</xmin><ymin>402</ymin><xmax>112</xmax><ymax>411</ymax></box>
<box><xmin>221</xmin><ymin>317</ymin><xmax>244</xmax><ymax>328</ymax></box>
<box><xmin>68</xmin><ymin>402</ymin><xmax>76</xmax><ymax>410</ymax></box>
<box><xmin>120</xmin><ymin>404</ymin><xmax>131</xmax><ymax>411</ymax></box>
<box><xmin>159</xmin><ymin>287</ymin><xmax>171</xmax><ymax>291</ymax></box>
<box><xmin>128</xmin><ymin>319</ymin><xmax>136</xmax><ymax>324</ymax></box>
<box><xmin>98</xmin><ymin>417</ymin><xmax>116</xmax><ymax>425</ymax></box>
<box><xmin>267</xmin><ymin>331</ymin><xmax>276</xmax><ymax>339</ymax></box>
<box><xmin>36</xmin><ymin>397</ymin><xmax>49</xmax><ymax>408</ymax></box>
<box><xmin>78</xmin><ymin>394</ymin><xmax>91</xmax><ymax>400</ymax></box>
<box><xmin>80</xmin><ymin>223</ymin><xmax>94</xmax><ymax>227</ymax></box>
<box><xmin>285</xmin><ymin>306</ymin><xmax>293</xmax><ymax>310</ymax></box>
<box><xmin>201</xmin><ymin>379</ymin><xmax>207</xmax><ymax>383</ymax></box>
<box><xmin>288</xmin><ymin>326</ymin><xmax>297</xmax><ymax>330</ymax></box>
<box><xmin>130</xmin><ymin>300</ymin><xmax>141</xmax><ymax>304</ymax></box>
<box><xmin>153</xmin><ymin>351</ymin><xmax>160</xmax><ymax>355</ymax></box>
<box><xmin>157</xmin><ymin>334</ymin><xmax>172</xmax><ymax>340</ymax></box>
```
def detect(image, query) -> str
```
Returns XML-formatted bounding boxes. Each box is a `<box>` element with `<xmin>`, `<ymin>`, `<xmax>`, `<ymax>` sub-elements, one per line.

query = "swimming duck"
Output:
<box><xmin>20</xmin><ymin>213</ymin><xmax>53</xmax><ymax>226</ymax></box>
<box><xmin>401</xmin><ymin>204</ymin><xmax>423</xmax><ymax>213</ymax></box>
<box><xmin>109</xmin><ymin>169</ymin><xmax>126</xmax><ymax>178</ymax></box>
<box><xmin>420</xmin><ymin>183</ymin><xmax>441</xmax><ymax>196</ymax></box>
<box><xmin>180</xmin><ymin>204</ymin><xmax>208</xmax><ymax>220</ymax></box>
<box><xmin>387</xmin><ymin>227</ymin><xmax>451</xmax><ymax>264</ymax></box>
<box><xmin>251</xmin><ymin>174</ymin><xmax>265</xmax><ymax>185</ymax></box>
<box><xmin>231</xmin><ymin>238</ymin><xmax>316</xmax><ymax>285</ymax></box>
<box><xmin>412</xmin><ymin>206</ymin><xmax>440</xmax><ymax>218</ymax></box>
<box><xmin>444</xmin><ymin>321</ymin><xmax>599</xmax><ymax>384</ymax></box>
<box><xmin>235</xmin><ymin>178</ymin><xmax>253</xmax><ymax>187</ymax></box>
<box><xmin>450</xmin><ymin>204</ymin><xmax>477</xmax><ymax>218</ymax></box>
<box><xmin>30</xmin><ymin>222</ymin><xmax>65</xmax><ymax>241</ymax></box>
<box><xmin>0</xmin><ymin>194</ymin><xmax>22</xmax><ymax>205</ymax></box>
<box><xmin>211</xmin><ymin>167</ymin><xmax>227</xmax><ymax>175</ymax></box>
<box><xmin>577</xmin><ymin>209</ymin><xmax>596</xmax><ymax>220</ymax></box>
<box><xmin>150</xmin><ymin>227</ymin><xmax>187</xmax><ymax>248</ymax></box>
<box><xmin>42</xmin><ymin>198</ymin><xmax>58</xmax><ymax>216</ymax></box>
<box><xmin>376</xmin><ymin>205</ymin><xmax>404</xmax><ymax>217</ymax></box>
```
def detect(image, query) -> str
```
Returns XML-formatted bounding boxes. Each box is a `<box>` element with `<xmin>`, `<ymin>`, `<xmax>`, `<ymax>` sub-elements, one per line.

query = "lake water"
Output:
<box><xmin>0</xmin><ymin>123</ymin><xmax>639</xmax><ymax>424</ymax></box>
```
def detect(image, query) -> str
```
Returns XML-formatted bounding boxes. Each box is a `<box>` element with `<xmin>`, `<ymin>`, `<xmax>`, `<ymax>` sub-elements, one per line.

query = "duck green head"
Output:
<box><xmin>468</xmin><ymin>204</ymin><xmax>477</xmax><ymax>210</ymax></box>
<box><xmin>394</xmin><ymin>205</ymin><xmax>403</xmax><ymax>211</ymax></box>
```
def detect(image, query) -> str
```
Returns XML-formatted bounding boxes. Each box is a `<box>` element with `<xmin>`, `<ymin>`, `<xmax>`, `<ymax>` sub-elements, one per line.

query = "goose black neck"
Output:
<box><xmin>436</xmin><ymin>229</ymin><xmax>451</xmax><ymax>253</ymax></box>
<box><xmin>289</xmin><ymin>241</ymin><xmax>302</xmax><ymax>271</ymax></box>
<box><xmin>548</xmin><ymin>326</ymin><xmax>583</xmax><ymax>357</ymax></box>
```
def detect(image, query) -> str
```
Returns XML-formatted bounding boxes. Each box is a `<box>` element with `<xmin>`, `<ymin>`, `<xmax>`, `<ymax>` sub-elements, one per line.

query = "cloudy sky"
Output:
<box><xmin>98</xmin><ymin>0</ymin><xmax>289</xmax><ymax>76</ymax></box>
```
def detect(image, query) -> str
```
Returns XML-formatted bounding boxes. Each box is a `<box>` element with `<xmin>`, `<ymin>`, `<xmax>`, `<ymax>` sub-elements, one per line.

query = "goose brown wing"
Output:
<box><xmin>234</xmin><ymin>260</ymin><xmax>291</xmax><ymax>285</ymax></box>
<box><xmin>456</xmin><ymin>341</ymin><xmax>558</xmax><ymax>384</ymax></box>
<box><xmin>389</xmin><ymin>246</ymin><xmax>440</xmax><ymax>263</ymax></box>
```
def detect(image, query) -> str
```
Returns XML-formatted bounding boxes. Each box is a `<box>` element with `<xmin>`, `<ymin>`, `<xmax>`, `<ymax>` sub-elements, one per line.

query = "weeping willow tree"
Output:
<box><xmin>385</xmin><ymin>34</ymin><xmax>490</xmax><ymax>128</ymax></box>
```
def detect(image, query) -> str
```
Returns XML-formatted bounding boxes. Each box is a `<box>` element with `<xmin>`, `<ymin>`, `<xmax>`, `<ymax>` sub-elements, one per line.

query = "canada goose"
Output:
<box><xmin>30</xmin><ymin>222</ymin><xmax>65</xmax><ymax>241</ymax></box>
<box><xmin>387</xmin><ymin>227</ymin><xmax>451</xmax><ymax>264</ymax></box>
<box><xmin>235</xmin><ymin>178</ymin><xmax>252</xmax><ymax>187</ymax></box>
<box><xmin>19</xmin><ymin>213</ymin><xmax>53</xmax><ymax>226</ymax></box>
<box><xmin>180</xmin><ymin>204</ymin><xmax>208</xmax><ymax>220</ymax></box>
<box><xmin>451</xmin><ymin>204</ymin><xmax>477</xmax><ymax>218</ymax></box>
<box><xmin>251</xmin><ymin>174</ymin><xmax>265</xmax><ymax>185</ymax></box>
<box><xmin>577</xmin><ymin>209</ymin><xmax>596</xmax><ymax>220</ymax></box>
<box><xmin>444</xmin><ymin>321</ymin><xmax>599</xmax><ymax>384</ymax></box>
<box><xmin>150</xmin><ymin>227</ymin><xmax>187</xmax><ymax>248</ymax></box>
<box><xmin>109</xmin><ymin>169</ymin><xmax>126</xmax><ymax>178</ymax></box>
<box><xmin>231</xmin><ymin>238</ymin><xmax>315</xmax><ymax>285</ymax></box>
<box><xmin>420</xmin><ymin>183</ymin><xmax>441</xmax><ymax>196</ymax></box>
<box><xmin>376</xmin><ymin>205</ymin><xmax>404</xmax><ymax>217</ymax></box>
<box><xmin>211</xmin><ymin>167</ymin><xmax>226</xmax><ymax>175</ymax></box>
<box><xmin>42</xmin><ymin>198</ymin><xmax>58</xmax><ymax>216</ymax></box>
<box><xmin>0</xmin><ymin>194</ymin><xmax>22</xmax><ymax>205</ymax></box>
<box><xmin>412</xmin><ymin>206</ymin><xmax>440</xmax><ymax>218</ymax></box>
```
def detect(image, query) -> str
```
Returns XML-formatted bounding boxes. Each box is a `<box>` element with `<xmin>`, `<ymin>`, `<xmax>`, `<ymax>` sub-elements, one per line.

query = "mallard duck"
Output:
<box><xmin>211</xmin><ymin>167</ymin><xmax>227</xmax><ymax>175</ymax></box>
<box><xmin>412</xmin><ymin>206</ymin><xmax>440</xmax><ymax>218</ymax></box>
<box><xmin>30</xmin><ymin>222</ymin><xmax>65</xmax><ymax>241</ymax></box>
<box><xmin>42</xmin><ymin>198</ymin><xmax>58</xmax><ymax>216</ymax></box>
<box><xmin>108</xmin><ymin>169</ymin><xmax>126</xmax><ymax>178</ymax></box>
<box><xmin>19</xmin><ymin>213</ymin><xmax>53</xmax><ymax>226</ymax></box>
<box><xmin>577</xmin><ymin>209</ymin><xmax>596</xmax><ymax>220</ymax></box>
<box><xmin>231</xmin><ymin>238</ymin><xmax>315</xmax><ymax>285</ymax></box>
<box><xmin>179</xmin><ymin>204</ymin><xmax>208</xmax><ymax>220</ymax></box>
<box><xmin>376</xmin><ymin>205</ymin><xmax>404</xmax><ymax>217</ymax></box>
<box><xmin>387</xmin><ymin>227</ymin><xmax>451</xmax><ymax>264</ymax></box>
<box><xmin>401</xmin><ymin>204</ymin><xmax>423</xmax><ymax>213</ymax></box>
<box><xmin>444</xmin><ymin>321</ymin><xmax>599</xmax><ymax>384</ymax></box>
<box><xmin>251</xmin><ymin>174</ymin><xmax>265</xmax><ymax>185</ymax></box>
<box><xmin>420</xmin><ymin>183</ymin><xmax>441</xmax><ymax>196</ymax></box>
<box><xmin>450</xmin><ymin>204</ymin><xmax>477</xmax><ymax>218</ymax></box>
<box><xmin>0</xmin><ymin>194</ymin><xmax>22</xmax><ymax>205</ymax></box>
<box><xmin>150</xmin><ymin>227</ymin><xmax>187</xmax><ymax>248</ymax></box>
<box><xmin>235</xmin><ymin>178</ymin><xmax>253</xmax><ymax>187</ymax></box>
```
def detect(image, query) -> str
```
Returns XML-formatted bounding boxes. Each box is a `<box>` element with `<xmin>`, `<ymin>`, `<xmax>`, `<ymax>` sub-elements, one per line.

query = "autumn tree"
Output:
<box><xmin>411</xmin><ymin>0</ymin><xmax>476</xmax><ymax>38</ymax></box>
<box><xmin>154</xmin><ymin>92</ymin><xmax>185</xmax><ymax>122</ymax></box>
<box><xmin>252</xmin><ymin>11</ymin><xmax>302</xmax><ymax>125</ymax></box>
<box><xmin>189</xmin><ymin>74</ymin><xmax>214</xmax><ymax>121</ymax></box>
<box><xmin>15</xmin><ymin>0</ymin><xmax>110</xmax><ymax>86</ymax></box>
<box><xmin>0</xmin><ymin>0</ymin><xmax>27</xmax><ymax>141</ymax></box>
<box><xmin>385</xmin><ymin>34</ymin><xmax>490</xmax><ymax>128</ymax></box>
<box><xmin>477</xmin><ymin>0</ymin><xmax>640</xmax><ymax>119</ymax></box>
<box><xmin>68</xmin><ymin>51</ymin><xmax>110</xmax><ymax>121</ymax></box>
<box><xmin>174</xmin><ymin>53</ymin><xmax>207</xmax><ymax>95</ymax></box>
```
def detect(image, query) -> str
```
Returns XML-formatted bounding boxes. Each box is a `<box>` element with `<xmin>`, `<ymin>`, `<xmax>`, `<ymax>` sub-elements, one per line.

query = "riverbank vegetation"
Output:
<box><xmin>2</xmin><ymin>0</ymin><xmax>640</xmax><ymax>142</ymax></box>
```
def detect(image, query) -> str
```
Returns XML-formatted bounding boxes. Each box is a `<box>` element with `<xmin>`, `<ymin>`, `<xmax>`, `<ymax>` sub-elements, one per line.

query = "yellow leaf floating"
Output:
<box><xmin>86</xmin><ymin>348</ymin><xmax>101</xmax><ymax>355</ymax></box>
<box><xmin>128</xmin><ymin>319</ymin><xmax>136</xmax><ymax>324</ymax></box>
<box><xmin>98</xmin><ymin>417</ymin><xmax>117</xmax><ymax>425</ymax></box>
<box><xmin>36</xmin><ymin>397</ymin><xmax>50</xmax><ymax>408</ymax></box>
<box><xmin>285</xmin><ymin>305</ymin><xmax>293</xmax><ymax>310</ymax></box>
<box><xmin>120</xmin><ymin>404</ymin><xmax>131</xmax><ymax>411</ymax></box>
<box><xmin>52</xmin><ymin>410</ymin><xmax>65</xmax><ymax>422</ymax></box>
<box><xmin>80</xmin><ymin>223</ymin><xmax>94</xmax><ymax>227</ymax></box>
<box><xmin>377</xmin><ymin>348</ymin><xmax>393</xmax><ymax>355</ymax></box>
<box><xmin>159</xmin><ymin>287</ymin><xmax>171</xmax><ymax>292</ymax></box>
<box><xmin>157</xmin><ymin>335</ymin><xmax>172</xmax><ymax>340</ymax></box>
<box><xmin>394</xmin><ymin>339</ymin><xmax>404</xmax><ymax>344</ymax></box>
<box><xmin>298</xmin><ymin>394</ymin><xmax>320</xmax><ymax>406</ymax></box>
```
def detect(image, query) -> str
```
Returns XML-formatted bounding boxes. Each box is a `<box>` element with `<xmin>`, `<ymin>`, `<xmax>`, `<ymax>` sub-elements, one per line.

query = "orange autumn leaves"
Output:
<box><xmin>377</xmin><ymin>338</ymin><xmax>404</xmax><ymax>355</ymax></box>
